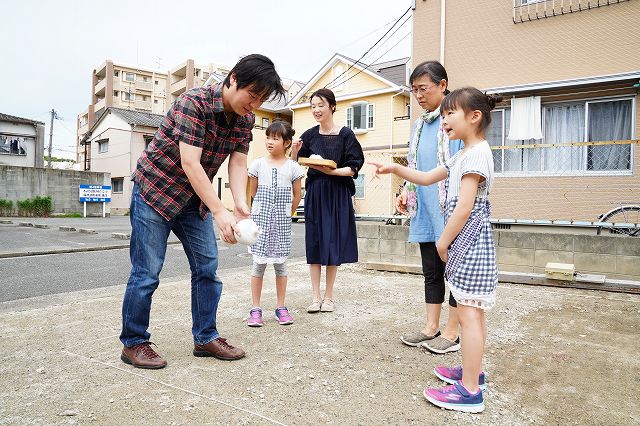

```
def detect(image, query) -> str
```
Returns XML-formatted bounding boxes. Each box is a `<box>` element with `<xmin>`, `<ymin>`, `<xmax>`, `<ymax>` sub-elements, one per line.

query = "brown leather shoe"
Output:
<box><xmin>193</xmin><ymin>337</ymin><xmax>246</xmax><ymax>360</ymax></box>
<box><xmin>121</xmin><ymin>342</ymin><xmax>167</xmax><ymax>369</ymax></box>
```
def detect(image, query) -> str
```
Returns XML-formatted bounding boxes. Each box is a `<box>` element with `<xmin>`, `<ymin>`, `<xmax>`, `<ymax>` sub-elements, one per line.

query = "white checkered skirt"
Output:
<box><xmin>250</xmin><ymin>168</ymin><xmax>293</xmax><ymax>262</ymax></box>
<box><xmin>444</xmin><ymin>197</ymin><xmax>498</xmax><ymax>309</ymax></box>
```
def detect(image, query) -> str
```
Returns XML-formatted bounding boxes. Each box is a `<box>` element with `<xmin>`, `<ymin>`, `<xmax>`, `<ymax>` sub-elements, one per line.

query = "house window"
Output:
<box><xmin>97</xmin><ymin>139</ymin><xmax>109</xmax><ymax>153</ymax></box>
<box><xmin>262</xmin><ymin>118</ymin><xmax>269</xmax><ymax>128</ymax></box>
<box><xmin>122</xmin><ymin>92</ymin><xmax>135</xmax><ymax>101</ymax></box>
<box><xmin>113</xmin><ymin>90</ymin><xmax>119</xmax><ymax>97</ymax></box>
<box><xmin>155</xmin><ymin>80</ymin><xmax>159</xmax><ymax>85</ymax></box>
<box><xmin>346</xmin><ymin>102</ymin><xmax>375</xmax><ymax>131</ymax></box>
<box><xmin>114</xmin><ymin>70</ymin><xmax>120</xmax><ymax>77</ymax></box>
<box><xmin>111</xmin><ymin>178</ymin><xmax>124</xmax><ymax>193</ymax></box>
<box><xmin>354</xmin><ymin>174</ymin><xmax>365</xmax><ymax>199</ymax></box>
<box><xmin>154</xmin><ymin>99</ymin><xmax>158</xmax><ymax>104</ymax></box>
<box><xmin>124</xmin><ymin>72</ymin><xmax>135</xmax><ymax>82</ymax></box>
<box><xmin>0</xmin><ymin>136</ymin><xmax>28</xmax><ymax>155</ymax></box>
<box><xmin>487</xmin><ymin>97</ymin><xmax>633</xmax><ymax>175</ymax></box>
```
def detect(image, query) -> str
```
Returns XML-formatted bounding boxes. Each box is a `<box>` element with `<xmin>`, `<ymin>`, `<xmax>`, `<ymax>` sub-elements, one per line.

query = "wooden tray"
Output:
<box><xmin>298</xmin><ymin>157</ymin><xmax>337</xmax><ymax>169</ymax></box>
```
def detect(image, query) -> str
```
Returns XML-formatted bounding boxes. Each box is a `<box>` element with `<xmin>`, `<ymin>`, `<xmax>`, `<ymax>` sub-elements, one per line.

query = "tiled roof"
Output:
<box><xmin>0</xmin><ymin>112</ymin><xmax>45</xmax><ymax>126</ymax></box>
<box><xmin>109</xmin><ymin>107</ymin><xmax>164</xmax><ymax>127</ymax></box>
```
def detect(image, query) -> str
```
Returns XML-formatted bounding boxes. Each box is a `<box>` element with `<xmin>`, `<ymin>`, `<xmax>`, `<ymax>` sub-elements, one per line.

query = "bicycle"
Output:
<box><xmin>596</xmin><ymin>202</ymin><xmax>640</xmax><ymax>236</ymax></box>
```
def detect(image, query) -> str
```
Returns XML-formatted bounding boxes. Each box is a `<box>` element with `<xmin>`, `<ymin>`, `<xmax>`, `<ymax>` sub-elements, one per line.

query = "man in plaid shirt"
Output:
<box><xmin>119</xmin><ymin>54</ymin><xmax>285</xmax><ymax>369</ymax></box>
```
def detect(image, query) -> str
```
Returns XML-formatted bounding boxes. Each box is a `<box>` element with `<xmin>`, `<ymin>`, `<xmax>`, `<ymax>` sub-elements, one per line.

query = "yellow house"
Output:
<box><xmin>287</xmin><ymin>53</ymin><xmax>412</xmax><ymax>218</ymax></box>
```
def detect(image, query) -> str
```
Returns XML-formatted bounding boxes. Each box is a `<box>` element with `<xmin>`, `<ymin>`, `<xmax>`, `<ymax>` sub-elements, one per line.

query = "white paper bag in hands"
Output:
<box><xmin>234</xmin><ymin>219</ymin><xmax>261</xmax><ymax>245</ymax></box>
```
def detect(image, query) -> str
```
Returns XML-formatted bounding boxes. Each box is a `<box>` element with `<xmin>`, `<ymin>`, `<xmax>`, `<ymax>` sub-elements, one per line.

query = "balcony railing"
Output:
<box><xmin>513</xmin><ymin>0</ymin><xmax>630</xmax><ymax>23</ymax></box>
<box><xmin>170</xmin><ymin>79</ymin><xmax>187</xmax><ymax>95</ymax></box>
<box><xmin>94</xmin><ymin>78</ymin><xmax>106</xmax><ymax>96</ymax></box>
<box><xmin>135</xmin><ymin>81</ymin><xmax>152</xmax><ymax>92</ymax></box>
<box><xmin>134</xmin><ymin>100</ymin><xmax>152</xmax><ymax>111</ymax></box>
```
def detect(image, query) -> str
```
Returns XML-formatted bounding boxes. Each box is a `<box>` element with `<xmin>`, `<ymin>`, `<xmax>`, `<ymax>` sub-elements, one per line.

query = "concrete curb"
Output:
<box><xmin>0</xmin><ymin>241</ymin><xmax>183</xmax><ymax>259</ymax></box>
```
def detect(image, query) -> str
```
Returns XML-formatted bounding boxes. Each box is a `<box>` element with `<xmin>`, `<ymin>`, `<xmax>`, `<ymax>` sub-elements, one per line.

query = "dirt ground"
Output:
<box><xmin>0</xmin><ymin>261</ymin><xmax>638</xmax><ymax>425</ymax></box>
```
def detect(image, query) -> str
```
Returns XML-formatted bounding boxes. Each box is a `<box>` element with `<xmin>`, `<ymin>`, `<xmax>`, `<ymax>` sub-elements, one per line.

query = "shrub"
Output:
<box><xmin>14</xmin><ymin>196</ymin><xmax>53</xmax><ymax>217</ymax></box>
<box><xmin>0</xmin><ymin>199</ymin><xmax>13</xmax><ymax>216</ymax></box>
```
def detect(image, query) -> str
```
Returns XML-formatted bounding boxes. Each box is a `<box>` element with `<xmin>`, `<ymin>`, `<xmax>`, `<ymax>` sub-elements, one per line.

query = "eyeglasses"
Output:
<box><xmin>410</xmin><ymin>84</ymin><xmax>437</xmax><ymax>95</ymax></box>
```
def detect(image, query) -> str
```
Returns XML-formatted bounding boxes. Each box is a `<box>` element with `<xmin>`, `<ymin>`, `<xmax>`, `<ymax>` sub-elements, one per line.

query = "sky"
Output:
<box><xmin>0</xmin><ymin>0</ymin><xmax>413</xmax><ymax>159</ymax></box>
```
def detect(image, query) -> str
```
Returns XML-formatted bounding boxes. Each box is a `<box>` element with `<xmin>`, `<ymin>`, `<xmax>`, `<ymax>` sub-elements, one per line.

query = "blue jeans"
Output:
<box><xmin>120</xmin><ymin>184</ymin><xmax>222</xmax><ymax>347</ymax></box>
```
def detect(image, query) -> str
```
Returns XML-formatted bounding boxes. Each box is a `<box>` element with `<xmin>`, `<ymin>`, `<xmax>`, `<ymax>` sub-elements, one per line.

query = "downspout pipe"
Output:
<box><xmin>440</xmin><ymin>0</ymin><xmax>446</xmax><ymax>65</ymax></box>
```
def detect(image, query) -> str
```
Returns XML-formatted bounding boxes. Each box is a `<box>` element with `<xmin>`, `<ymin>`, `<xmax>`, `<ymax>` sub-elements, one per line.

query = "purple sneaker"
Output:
<box><xmin>424</xmin><ymin>380</ymin><xmax>485</xmax><ymax>413</ymax></box>
<box><xmin>434</xmin><ymin>365</ymin><xmax>487</xmax><ymax>391</ymax></box>
<box><xmin>275</xmin><ymin>307</ymin><xmax>294</xmax><ymax>325</ymax></box>
<box><xmin>247</xmin><ymin>308</ymin><xmax>263</xmax><ymax>327</ymax></box>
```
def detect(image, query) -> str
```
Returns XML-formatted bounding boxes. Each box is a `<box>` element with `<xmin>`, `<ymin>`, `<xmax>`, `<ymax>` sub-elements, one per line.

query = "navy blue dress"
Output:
<box><xmin>298</xmin><ymin>126</ymin><xmax>364</xmax><ymax>266</ymax></box>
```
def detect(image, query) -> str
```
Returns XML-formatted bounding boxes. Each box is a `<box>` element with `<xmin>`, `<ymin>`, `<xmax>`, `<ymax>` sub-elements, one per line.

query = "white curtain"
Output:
<box><xmin>543</xmin><ymin>103</ymin><xmax>585</xmax><ymax>172</ymax></box>
<box><xmin>503</xmin><ymin>108</ymin><xmax>541</xmax><ymax>172</ymax></box>
<box><xmin>508</xmin><ymin>96</ymin><xmax>543</xmax><ymax>140</ymax></box>
<box><xmin>587</xmin><ymin>99</ymin><xmax>632</xmax><ymax>171</ymax></box>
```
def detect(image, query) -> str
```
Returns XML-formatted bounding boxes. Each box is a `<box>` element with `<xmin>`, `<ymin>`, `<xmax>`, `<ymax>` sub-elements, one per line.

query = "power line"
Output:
<box><xmin>326</xmin><ymin>14</ymin><xmax>411</xmax><ymax>90</ymax></box>
<box><xmin>338</xmin><ymin>16</ymin><xmax>401</xmax><ymax>50</ymax></box>
<box><xmin>330</xmin><ymin>31</ymin><xmax>412</xmax><ymax>90</ymax></box>
<box><xmin>322</xmin><ymin>6</ymin><xmax>411</xmax><ymax>90</ymax></box>
<box><xmin>353</xmin><ymin>14</ymin><xmax>411</xmax><ymax>67</ymax></box>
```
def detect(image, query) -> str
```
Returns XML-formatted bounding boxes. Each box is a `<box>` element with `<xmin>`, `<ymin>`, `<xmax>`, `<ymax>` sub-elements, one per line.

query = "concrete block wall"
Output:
<box><xmin>0</xmin><ymin>165</ymin><xmax>110</xmax><ymax>216</ymax></box>
<box><xmin>356</xmin><ymin>223</ymin><xmax>640</xmax><ymax>281</ymax></box>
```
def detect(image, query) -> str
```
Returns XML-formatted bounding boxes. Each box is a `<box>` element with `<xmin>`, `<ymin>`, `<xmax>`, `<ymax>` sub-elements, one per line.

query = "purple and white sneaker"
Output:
<box><xmin>424</xmin><ymin>380</ymin><xmax>485</xmax><ymax>413</ymax></box>
<box><xmin>433</xmin><ymin>365</ymin><xmax>487</xmax><ymax>391</ymax></box>
<box><xmin>247</xmin><ymin>308</ymin><xmax>263</xmax><ymax>327</ymax></box>
<box><xmin>275</xmin><ymin>307</ymin><xmax>294</xmax><ymax>325</ymax></box>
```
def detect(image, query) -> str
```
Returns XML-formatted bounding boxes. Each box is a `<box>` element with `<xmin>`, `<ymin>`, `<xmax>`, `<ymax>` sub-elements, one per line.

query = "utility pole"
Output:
<box><xmin>47</xmin><ymin>109</ymin><xmax>60</xmax><ymax>168</ymax></box>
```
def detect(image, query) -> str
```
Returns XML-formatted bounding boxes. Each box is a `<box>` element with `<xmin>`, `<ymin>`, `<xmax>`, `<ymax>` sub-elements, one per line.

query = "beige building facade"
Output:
<box><xmin>166</xmin><ymin>60</ymin><xmax>230</xmax><ymax>111</ymax></box>
<box><xmin>412</xmin><ymin>0</ymin><xmax>640</xmax><ymax>223</ymax></box>
<box><xmin>77</xmin><ymin>61</ymin><xmax>168</xmax><ymax>169</ymax></box>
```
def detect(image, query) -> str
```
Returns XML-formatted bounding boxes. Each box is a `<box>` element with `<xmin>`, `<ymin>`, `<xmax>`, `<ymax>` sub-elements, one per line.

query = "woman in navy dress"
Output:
<box><xmin>291</xmin><ymin>88</ymin><xmax>364</xmax><ymax>313</ymax></box>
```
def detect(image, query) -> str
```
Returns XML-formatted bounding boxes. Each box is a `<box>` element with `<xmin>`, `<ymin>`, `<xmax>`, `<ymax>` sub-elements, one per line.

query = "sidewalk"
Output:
<box><xmin>0</xmin><ymin>217</ymin><xmax>181</xmax><ymax>257</ymax></box>
<box><xmin>0</xmin><ymin>261</ymin><xmax>638</xmax><ymax>425</ymax></box>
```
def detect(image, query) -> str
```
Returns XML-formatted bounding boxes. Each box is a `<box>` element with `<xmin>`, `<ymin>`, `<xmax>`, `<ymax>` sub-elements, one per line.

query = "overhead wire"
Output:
<box><xmin>327</xmin><ymin>31</ymin><xmax>412</xmax><ymax>91</ymax></box>
<box><xmin>322</xmin><ymin>6</ymin><xmax>411</xmax><ymax>90</ymax></box>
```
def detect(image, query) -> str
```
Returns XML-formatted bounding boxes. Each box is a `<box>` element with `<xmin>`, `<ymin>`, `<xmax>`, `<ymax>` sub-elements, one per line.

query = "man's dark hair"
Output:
<box><xmin>409</xmin><ymin>61</ymin><xmax>450</xmax><ymax>95</ymax></box>
<box><xmin>223</xmin><ymin>54</ymin><xmax>286</xmax><ymax>102</ymax></box>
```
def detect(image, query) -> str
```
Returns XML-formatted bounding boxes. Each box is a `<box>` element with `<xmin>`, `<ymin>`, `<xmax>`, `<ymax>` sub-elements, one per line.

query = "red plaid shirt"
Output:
<box><xmin>132</xmin><ymin>83</ymin><xmax>254</xmax><ymax>220</ymax></box>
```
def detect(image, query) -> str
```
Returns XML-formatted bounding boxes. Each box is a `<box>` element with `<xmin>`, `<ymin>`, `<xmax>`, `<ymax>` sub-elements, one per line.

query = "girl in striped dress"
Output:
<box><xmin>370</xmin><ymin>87</ymin><xmax>502</xmax><ymax>413</ymax></box>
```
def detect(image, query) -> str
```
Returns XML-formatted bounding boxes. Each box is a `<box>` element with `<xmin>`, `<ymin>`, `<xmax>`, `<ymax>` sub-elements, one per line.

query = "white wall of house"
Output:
<box><xmin>89</xmin><ymin>114</ymin><xmax>156</xmax><ymax>212</ymax></box>
<box><xmin>0</xmin><ymin>121</ymin><xmax>40</xmax><ymax>168</ymax></box>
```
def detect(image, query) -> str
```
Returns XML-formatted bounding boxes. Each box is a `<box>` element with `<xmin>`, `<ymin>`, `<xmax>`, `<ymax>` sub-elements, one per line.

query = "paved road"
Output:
<box><xmin>0</xmin><ymin>217</ymin><xmax>306</xmax><ymax>302</ymax></box>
